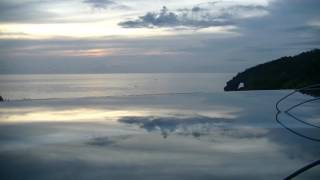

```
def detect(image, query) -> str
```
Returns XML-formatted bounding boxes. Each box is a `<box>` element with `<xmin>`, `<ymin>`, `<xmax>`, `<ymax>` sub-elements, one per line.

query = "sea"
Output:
<box><xmin>0</xmin><ymin>73</ymin><xmax>233</xmax><ymax>100</ymax></box>
<box><xmin>0</xmin><ymin>73</ymin><xmax>319</xmax><ymax>180</ymax></box>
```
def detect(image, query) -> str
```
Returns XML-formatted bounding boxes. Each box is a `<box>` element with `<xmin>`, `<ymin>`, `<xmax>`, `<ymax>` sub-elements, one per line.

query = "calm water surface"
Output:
<box><xmin>0</xmin><ymin>73</ymin><xmax>232</xmax><ymax>100</ymax></box>
<box><xmin>0</xmin><ymin>74</ymin><xmax>319</xmax><ymax>180</ymax></box>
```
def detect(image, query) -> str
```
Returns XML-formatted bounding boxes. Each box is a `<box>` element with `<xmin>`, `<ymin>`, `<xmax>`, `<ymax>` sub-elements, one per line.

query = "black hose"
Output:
<box><xmin>274</xmin><ymin>84</ymin><xmax>320</xmax><ymax>179</ymax></box>
<box><xmin>276</xmin><ymin>112</ymin><xmax>320</xmax><ymax>142</ymax></box>
<box><xmin>284</xmin><ymin>160</ymin><xmax>320</xmax><ymax>180</ymax></box>
<box><xmin>275</xmin><ymin>83</ymin><xmax>320</xmax><ymax>112</ymax></box>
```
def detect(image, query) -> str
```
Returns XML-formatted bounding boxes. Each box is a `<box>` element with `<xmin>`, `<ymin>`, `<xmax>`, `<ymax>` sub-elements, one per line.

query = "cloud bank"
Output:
<box><xmin>119</xmin><ymin>6</ymin><xmax>232</xmax><ymax>29</ymax></box>
<box><xmin>119</xmin><ymin>3</ymin><xmax>269</xmax><ymax>29</ymax></box>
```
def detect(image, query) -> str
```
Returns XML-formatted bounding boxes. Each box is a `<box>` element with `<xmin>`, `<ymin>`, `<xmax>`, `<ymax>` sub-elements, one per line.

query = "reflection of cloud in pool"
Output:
<box><xmin>118</xmin><ymin>115</ymin><xmax>263</xmax><ymax>139</ymax></box>
<box><xmin>1</xmin><ymin>115</ymin><xmax>319</xmax><ymax>179</ymax></box>
<box><xmin>87</xmin><ymin>136</ymin><xmax>116</xmax><ymax>146</ymax></box>
<box><xmin>86</xmin><ymin>135</ymin><xmax>131</xmax><ymax>147</ymax></box>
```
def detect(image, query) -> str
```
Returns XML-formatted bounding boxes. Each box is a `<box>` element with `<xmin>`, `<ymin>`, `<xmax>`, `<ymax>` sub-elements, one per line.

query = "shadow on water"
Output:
<box><xmin>275</xmin><ymin>84</ymin><xmax>320</xmax><ymax>179</ymax></box>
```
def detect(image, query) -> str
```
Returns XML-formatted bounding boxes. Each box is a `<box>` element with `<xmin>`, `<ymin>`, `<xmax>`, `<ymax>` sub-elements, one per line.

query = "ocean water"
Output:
<box><xmin>0</xmin><ymin>73</ymin><xmax>233</xmax><ymax>100</ymax></box>
<box><xmin>0</xmin><ymin>74</ymin><xmax>319</xmax><ymax>180</ymax></box>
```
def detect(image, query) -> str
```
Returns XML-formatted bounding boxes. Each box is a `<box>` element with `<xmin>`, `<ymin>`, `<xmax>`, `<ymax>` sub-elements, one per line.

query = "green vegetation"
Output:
<box><xmin>224</xmin><ymin>49</ymin><xmax>320</xmax><ymax>96</ymax></box>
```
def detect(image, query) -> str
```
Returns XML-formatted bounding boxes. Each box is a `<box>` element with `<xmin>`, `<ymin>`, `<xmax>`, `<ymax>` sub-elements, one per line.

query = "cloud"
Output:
<box><xmin>285</xmin><ymin>24</ymin><xmax>320</xmax><ymax>48</ymax></box>
<box><xmin>220</xmin><ymin>5</ymin><xmax>269</xmax><ymax>19</ymax></box>
<box><xmin>0</xmin><ymin>0</ymin><xmax>56</xmax><ymax>23</ymax></box>
<box><xmin>83</xmin><ymin>0</ymin><xmax>115</xmax><ymax>9</ymax></box>
<box><xmin>0</xmin><ymin>0</ymin><xmax>127</xmax><ymax>24</ymax></box>
<box><xmin>119</xmin><ymin>2</ymin><xmax>270</xmax><ymax>29</ymax></box>
<box><xmin>119</xmin><ymin>6</ymin><xmax>232</xmax><ymax>29</ymax></box>
<box><xmin>1</xmin><ymin>0</ymin><xmax>320</xmax><ymax>74</ymax></box>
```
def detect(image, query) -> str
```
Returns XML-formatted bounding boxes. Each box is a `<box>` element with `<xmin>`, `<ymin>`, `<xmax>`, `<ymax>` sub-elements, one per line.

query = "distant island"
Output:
<box><xmin>224</xmin><ymin>49</ymin><xmax>320</xmax><ymax>96</ymax></box>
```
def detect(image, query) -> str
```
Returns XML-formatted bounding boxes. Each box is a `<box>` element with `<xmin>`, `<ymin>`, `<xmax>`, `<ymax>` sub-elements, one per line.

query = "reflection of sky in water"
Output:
<box><xmin>0</xmin><ymin>92</ymin><xmax>319</xmax><ymax>179</ymax></box>
<box><xmin>0</xmin><ymin>108</ymin><xmax>237</xmax><ymax>123</ymax></box>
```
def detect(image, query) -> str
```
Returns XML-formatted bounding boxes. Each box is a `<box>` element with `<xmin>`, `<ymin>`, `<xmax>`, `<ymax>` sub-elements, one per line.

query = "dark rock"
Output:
<box><xmin>224</xmin><ymin>49</ymin><xmax>320</xmax><ymax>96</ymax></box>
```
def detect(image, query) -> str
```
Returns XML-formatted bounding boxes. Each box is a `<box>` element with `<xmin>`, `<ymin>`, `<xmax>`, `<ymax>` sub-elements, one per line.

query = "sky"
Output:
<box><xmin>0</xmin><ymin>0</ymin><xmax>319</xmax><ymax>74</ymax></box>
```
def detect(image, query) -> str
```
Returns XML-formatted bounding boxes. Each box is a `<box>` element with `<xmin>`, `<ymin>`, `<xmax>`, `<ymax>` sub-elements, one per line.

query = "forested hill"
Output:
<box><xmin>224</xmin><ymin>49</ymin><xmax>320</xmax><ymax>94</ymax></box>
